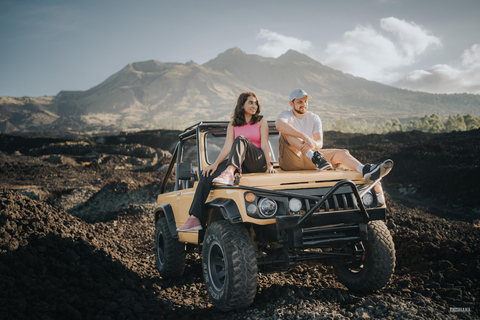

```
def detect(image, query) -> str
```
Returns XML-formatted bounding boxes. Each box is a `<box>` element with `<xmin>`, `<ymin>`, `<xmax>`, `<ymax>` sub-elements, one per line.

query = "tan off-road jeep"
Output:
<box><xmin>154</xmin><ymin>121</ymin><xmax>395</xmax><ymax>311</ymax></box>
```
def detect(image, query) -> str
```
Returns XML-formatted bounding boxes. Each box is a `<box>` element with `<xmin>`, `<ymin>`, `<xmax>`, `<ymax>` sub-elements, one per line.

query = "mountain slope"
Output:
<box><xmin>54</xmin><ymin>61</ymin><xmax>249</xmax><ymax>128</ymax></box>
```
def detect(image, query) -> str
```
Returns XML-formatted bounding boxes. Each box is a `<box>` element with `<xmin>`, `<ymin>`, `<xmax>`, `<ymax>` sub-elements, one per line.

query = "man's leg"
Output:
<box><xmin>322</xmin><ymin>149</ymin><xmax>361</xmax><ymax>171</ymax></box>
<box><xmin>283</xmin><ymin>135</ymin><xmax>332</xmax><ymax>171</ymax></box>
<box><xmin>283</xmin><ymin>134</ymin><xmax>304</xmax><ymax>151</ymax></box>
<box><xmin>279</xmin><ymin>135</ymin><xmax>316</xmax><ymax>170</ymax></box>
<box><xmin>322</xmin><ymin>149</ymin><xmax>392</xmax><ymax>192</ymax></box>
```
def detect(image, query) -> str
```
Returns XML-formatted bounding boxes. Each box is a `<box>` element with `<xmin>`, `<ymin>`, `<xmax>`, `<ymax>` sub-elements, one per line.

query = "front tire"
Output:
<box><xmin>202</xmin><ymin>220</ymin><xmax>258</xmax><ymax>311</ymax></box>
<box><xmin>334</xmin><ymin>220</ymin><xmax>395</xmax><ymax>292</ymax></box>
<box><xmin>155</xmin><ymin>216</ymin><xmax>186</xmax><ymax>278</ymax></box>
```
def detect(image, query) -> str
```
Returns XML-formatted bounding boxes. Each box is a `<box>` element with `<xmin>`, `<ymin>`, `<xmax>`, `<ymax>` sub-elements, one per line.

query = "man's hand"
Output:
<box><xmin>300</xmin><ymin>142</ymin><xmax>310</xmax><ymax>154</ymax></box>
<box><xmin>302</xmin><ymin>134</ymin><xmax>317</xmax><ymax>150</ymax></box>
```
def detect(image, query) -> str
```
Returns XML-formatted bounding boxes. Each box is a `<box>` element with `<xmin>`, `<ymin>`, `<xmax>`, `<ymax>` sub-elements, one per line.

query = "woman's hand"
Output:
<box><xmin>203</xmin><ymin>163</ymin><xmax>218</xmax><ymax>177</ymax></box>
<box><xmin>266</xmin><ymin>166</ymin><xmax>277</xmax><ymax>174</ymax></box>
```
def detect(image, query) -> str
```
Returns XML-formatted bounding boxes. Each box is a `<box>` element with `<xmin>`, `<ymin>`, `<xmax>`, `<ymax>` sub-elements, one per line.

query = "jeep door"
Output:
<box><xmin>174</xmin><ymin>136</ymin><xmax>199</xmax><ymax>228</ymax></box>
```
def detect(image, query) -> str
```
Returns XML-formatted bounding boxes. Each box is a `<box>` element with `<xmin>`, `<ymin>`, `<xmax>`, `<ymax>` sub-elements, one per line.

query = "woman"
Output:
<box><xmin>177</xmin><ymin>92</ymin><xmax>277</xmax><ymax>232</ymax></box>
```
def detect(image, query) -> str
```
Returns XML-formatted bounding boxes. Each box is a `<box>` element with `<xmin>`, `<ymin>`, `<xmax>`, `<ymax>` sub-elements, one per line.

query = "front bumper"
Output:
<box><xmin>275</xmin><ymin>208</ymin><xmax>386</xmax><ymax>248</ymax></box>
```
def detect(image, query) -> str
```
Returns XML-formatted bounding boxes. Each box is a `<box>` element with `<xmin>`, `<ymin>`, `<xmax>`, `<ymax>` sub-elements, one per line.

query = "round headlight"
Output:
<box><xmin>288</xmin><ymin>198</ymin><xmax>302</xmax><ymax>213</ymax></box>
<box><xmin>362</xmin><ymin>192</ymin><xmax>374</xmax><ymax>207</ymax></box>
<box><xmin>257</xmin><ymin>198</ymin><xmax>277</xmax><ymax>218</ymax></box>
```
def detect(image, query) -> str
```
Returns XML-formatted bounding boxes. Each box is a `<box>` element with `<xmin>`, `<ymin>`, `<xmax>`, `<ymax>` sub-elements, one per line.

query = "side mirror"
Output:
<box><xmin>178</xmin><ymin>162</ymin><xmax>195</xmax><ymax>180</ymax></box>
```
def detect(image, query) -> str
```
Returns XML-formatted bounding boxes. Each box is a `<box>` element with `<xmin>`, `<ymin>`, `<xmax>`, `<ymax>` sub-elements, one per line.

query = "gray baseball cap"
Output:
<box><xmin>289</xmin><ymin>88</ymin><xmax>312</xmax><ymax>101</ymax></box>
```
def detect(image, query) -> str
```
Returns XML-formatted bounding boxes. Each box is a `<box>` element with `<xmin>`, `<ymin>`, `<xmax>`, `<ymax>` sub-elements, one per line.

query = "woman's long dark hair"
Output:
<box><xmin>231</xmin><ymin>92</ymin><xmax>263</xmax><ymax>127</ymax></box>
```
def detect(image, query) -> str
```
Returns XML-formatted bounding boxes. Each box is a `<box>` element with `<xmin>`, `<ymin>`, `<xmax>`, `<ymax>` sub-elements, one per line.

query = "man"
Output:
<box><xmin>275</xmin><ymin>88</ymin><xmax>393</xmax><ymax>183</ymax></box>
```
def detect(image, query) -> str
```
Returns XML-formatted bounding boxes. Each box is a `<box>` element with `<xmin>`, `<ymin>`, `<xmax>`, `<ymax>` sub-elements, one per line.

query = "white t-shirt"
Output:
<box><xmin>276</xmin><ymin>109</ymin><xmax>322</xmax><ymax>136</ymax></box>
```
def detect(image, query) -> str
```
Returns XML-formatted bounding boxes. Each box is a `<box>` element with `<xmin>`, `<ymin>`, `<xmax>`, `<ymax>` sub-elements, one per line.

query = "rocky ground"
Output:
<box><xmin>1</xmin><ymin>128</ymin><xmax>479</xmax><ymax>319</ymax></box>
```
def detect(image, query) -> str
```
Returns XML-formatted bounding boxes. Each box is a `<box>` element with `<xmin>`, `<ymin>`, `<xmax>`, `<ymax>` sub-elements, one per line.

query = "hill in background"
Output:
<box><xmin>1</xmin><ymin>48</ymin><xmax>479</xmax><ymax>136</ymax></box>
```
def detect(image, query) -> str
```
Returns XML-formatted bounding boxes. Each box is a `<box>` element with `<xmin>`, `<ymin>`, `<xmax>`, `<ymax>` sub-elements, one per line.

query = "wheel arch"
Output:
<box><xmin>154</xmin><ymin>203</ymin><xmax>179</xmax><ymax>240</ymax></box>
<box><xmin>205</xmin><ymin>198</ymin><xmax>243</xmax><ymax>224</ymax></box>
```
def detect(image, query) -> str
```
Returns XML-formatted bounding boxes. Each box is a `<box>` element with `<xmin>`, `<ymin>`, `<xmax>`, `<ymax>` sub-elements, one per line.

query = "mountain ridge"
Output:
<box><xmin>1</xmin><ymin>47</ymin><xmax>479</xmax><ymax>136</ymax></box>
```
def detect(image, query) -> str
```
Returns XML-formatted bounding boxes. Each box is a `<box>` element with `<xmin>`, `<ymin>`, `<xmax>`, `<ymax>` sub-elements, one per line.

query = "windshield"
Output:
<box><xmin>204</xmin><ymin>131</ymin><xmax>279</xmax><ymax>165</ymax></box>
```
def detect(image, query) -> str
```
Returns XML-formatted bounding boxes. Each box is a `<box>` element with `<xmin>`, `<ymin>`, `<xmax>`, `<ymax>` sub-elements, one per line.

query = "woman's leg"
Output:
<box><xmin>227</xmin><ymin>136</ymin><xmax>267</xmax><ymax>173</ymax></box>
<box><xmin>189</xmin><ymin>159</ymin><xmax>228</xmax><ymax>220</ymax></box>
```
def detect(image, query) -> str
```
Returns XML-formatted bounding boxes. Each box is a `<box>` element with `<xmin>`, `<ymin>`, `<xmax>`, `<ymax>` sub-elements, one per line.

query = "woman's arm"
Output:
<box><xmin>203</xmin><ymin>123</ymin><xmax>235</xmax><ymax>177</ymax></box>
<box><xmin>260</xmin><ymin>118</ymin><xmax>277</xmax><ymax>173</ymax></box>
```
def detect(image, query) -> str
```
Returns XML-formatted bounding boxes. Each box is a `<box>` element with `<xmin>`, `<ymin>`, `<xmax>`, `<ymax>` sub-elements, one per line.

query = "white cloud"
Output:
<box><xmin>256</xmin><ymin>29</ymin><xmax>312</xmax><ymax>57</ymax></box>
<box><xmin>396</xmin><ymin>44</ymin><xmax>480</xmax><ymax>94</ymax></box>
<box><xmin>254</xmin><ymin>20</ymin><xmax>480</xmax><ymax>94</ymax></box>
<box><xmin>380</xmin><ymin>17</ymin><xmax>442</xmax><ymax>63</ymax></box>
<box><xmin>322</xmin><ymin>17</ymin><xmax>441</xmax><ymax>83</ymax></box>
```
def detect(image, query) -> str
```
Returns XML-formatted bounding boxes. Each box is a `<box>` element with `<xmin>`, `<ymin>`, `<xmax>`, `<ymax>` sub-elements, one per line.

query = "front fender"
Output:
<box><xmin>155</xmin><ymin>204</ymin><xmax>179</xmax><ymax>239</ymax></box>
<box><xmin>205</xmin><ymin>198</ymin><xmax>242</xmax><ymax>224</ymax></box>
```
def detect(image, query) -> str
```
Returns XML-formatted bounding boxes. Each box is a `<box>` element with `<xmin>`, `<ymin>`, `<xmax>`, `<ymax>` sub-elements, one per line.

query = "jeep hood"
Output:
<box><xmin>237</xmin><ymin>169</ymin><xmax>365</xmax><ymax>188</ymax></box>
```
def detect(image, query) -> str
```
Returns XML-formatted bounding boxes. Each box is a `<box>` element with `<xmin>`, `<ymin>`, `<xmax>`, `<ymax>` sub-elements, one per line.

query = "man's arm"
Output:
<box><xmin>276</xmin><ymin>118</ymin><xmax>320</xmax><ymax>151</ymax></box>
<box><xmin>311</xmin><ymin>132</ymin><xmax>323</xmax><ymax>150</ymax></box>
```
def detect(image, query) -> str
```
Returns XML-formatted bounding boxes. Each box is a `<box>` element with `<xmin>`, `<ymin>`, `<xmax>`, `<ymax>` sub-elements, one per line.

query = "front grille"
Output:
<box><xmin>306</xmin><ymin>192</ymin><xmax>357</xmax><ymax>212</ymax></box>
<box><xmin>283</xmin><ymin>187</ymin><xmax>358</xmax><ymax>214</ymax></box>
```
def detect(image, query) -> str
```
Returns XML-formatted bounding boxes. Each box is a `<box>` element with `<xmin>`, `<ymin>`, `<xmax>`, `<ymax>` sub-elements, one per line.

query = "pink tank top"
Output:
<box><xmin>234</xmin><ymin>122</ymin><xmax>262</xmax><ymax>148</ymax></box>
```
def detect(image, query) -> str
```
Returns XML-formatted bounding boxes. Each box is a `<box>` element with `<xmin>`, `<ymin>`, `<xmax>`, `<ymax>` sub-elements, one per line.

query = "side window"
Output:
<box><xmin>181</xmin><ymin>137</ymin><xmax>198</xmax><ymax>167</ymax></box>
<box><xmin>205</xmin><ymin>133</ymin><xmax>225</xmax><ymax>164</ymax></box>
<box><xmin>269</xmin><ymin>132</ymin><xmax>279</xmax><ymax>163</ymax></box>
<box><xmin>177</xmin><ymin>137</ymin><xmax>198</xmax><ymax>190</ymax></box>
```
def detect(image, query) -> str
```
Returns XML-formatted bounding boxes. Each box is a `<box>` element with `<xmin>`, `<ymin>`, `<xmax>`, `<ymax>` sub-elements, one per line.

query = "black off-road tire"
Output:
<box><xmin>202</xmin><ymin>220</ymin><xmax>258</xmax><ymax>311</ymax></box>
<box><xmin>154</xmin><ymin>216</ymin><xmax>185</xmax><ymax>278</ymax></box>
<box><xmin>334</xmin><ymin>220</ymin><xmax>395</xmax><ymax>292</ymax></box>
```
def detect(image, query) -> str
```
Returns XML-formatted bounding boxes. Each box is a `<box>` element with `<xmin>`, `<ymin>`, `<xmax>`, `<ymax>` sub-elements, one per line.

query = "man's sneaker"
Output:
<box><xmin>176</xmin><ymin>215</ymin><xmax>202</xmax><ymax>232</ymax></box>
<box><xmin>311</xmin><ymin>151</ymin><xmax>333</xmax><ymax>171</ymax></box>
<box><xmin>363</xmin><ymin>159</ymin><xmax>394</xmax><ymax>183</ymax></box>
<box><xmin>212</xmin><ymin>169</ymin><xmax>234</xmax><ymax>185</ymax></box>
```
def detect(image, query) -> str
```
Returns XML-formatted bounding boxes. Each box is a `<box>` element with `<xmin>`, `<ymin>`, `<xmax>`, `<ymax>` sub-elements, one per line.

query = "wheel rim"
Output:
<box><xmin>346</xmin><ymin>251</ymin><xmax>366</xmax><ymax>273</ymax></box>
<box><xmin>207</xmin><ymin>240</ymin><xmax>226</xmax><ymax>291</ymax></box>
<box><xmin>345</xmin><ymin>242</ymin><xmax>366</xmax><ymax>273</ymax></box>
<box><xmin>156</xmin><ymin>231</ymin><xmax>166</xmax><ymax>268</ymax></box>
<box><xmin>346</xmin><ymin>263</ymin><xmax>365</xmax><ymax>274</ymax></box>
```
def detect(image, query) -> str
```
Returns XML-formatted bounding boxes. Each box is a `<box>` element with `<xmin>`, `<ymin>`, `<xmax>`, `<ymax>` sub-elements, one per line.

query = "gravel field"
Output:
<box><xmin>1</xmin><ymin>129</ymin><xmax>479</xmax><ymax>319</ymax></box>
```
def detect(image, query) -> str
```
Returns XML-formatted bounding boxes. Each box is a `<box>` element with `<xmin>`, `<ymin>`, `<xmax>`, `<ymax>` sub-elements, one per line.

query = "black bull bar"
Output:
<box><xmin>214</xmin><ymin>179</ymin><xmax>386</xmax><ymax>231</ymax></box>
<box><xmin>214</xmin><ymin>179</ymin><xmax>386</xmax><ymax>257</ymax></box>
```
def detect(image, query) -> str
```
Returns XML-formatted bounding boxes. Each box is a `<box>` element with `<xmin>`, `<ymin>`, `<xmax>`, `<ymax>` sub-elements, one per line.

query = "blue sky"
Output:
<box><xmin>1</xmin><ymin>0</ymin><xmax>479</xmax><ymax>97</ymax></box>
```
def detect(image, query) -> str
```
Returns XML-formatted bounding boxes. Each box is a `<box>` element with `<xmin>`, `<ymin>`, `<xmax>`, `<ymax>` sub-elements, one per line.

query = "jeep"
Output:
<box><xmin>154</xmin><ymin>121</ymin><xmax>395</xmax><ymax>311</ymax></box>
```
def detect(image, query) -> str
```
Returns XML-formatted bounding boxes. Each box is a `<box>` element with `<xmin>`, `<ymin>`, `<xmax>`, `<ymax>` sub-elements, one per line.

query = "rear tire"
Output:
<box><xmin>155</xmin><ymin>216</ymin><xmax>186</xmax><ymax>278</ymax></box>
<box><xmin>334</xmin><ymin>220</ymin><xmax>395</xmax><ymax>292</ymax></box>
<box><xmin>202</xmin><ymin>220</ymin><xmax>258</xmax><ymax>311</ymax></box>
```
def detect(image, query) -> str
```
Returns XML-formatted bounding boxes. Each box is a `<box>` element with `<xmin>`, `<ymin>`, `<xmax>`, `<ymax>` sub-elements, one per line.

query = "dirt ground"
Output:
<box><xmin>1</xmin><ymin>128</ymin><xmax>479</xmax><ymax>319</ymax></box>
